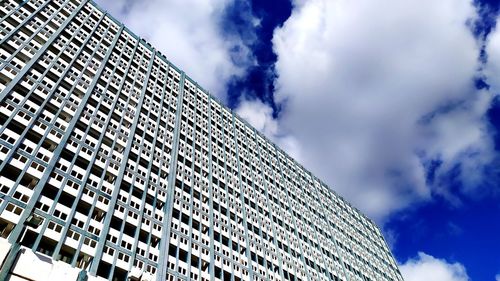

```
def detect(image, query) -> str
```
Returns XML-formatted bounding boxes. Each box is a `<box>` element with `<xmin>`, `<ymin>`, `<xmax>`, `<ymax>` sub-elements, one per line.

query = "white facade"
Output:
<box><xmin>0</xmin><ymin>0</ymin><xmax>403</xmax><ymax>280</ymax></box>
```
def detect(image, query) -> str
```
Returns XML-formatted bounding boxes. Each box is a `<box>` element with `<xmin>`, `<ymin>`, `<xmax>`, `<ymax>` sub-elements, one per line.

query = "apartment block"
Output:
<box><xmin>0</xmin><ymin>0</ymin><xmax>403</xmax><ymax>281</ymax></box>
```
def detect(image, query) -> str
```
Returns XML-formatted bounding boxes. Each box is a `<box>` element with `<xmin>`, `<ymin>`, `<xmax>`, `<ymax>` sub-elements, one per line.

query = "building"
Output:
<box><xmin>0</xmin><ymin>0</ymin><xmax>404</xmax><ymax>280</ymax></box>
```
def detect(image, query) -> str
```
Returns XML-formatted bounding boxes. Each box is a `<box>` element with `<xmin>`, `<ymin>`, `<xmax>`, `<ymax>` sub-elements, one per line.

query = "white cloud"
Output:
<box><xmin>271</xmin><ymin>0</ymin><xmax>495</xmax><ymax>220</ymax></box>
<box><xmin>400</xmin><ymin>252</ymin><xmax>469</xmax><ymax>281</ymax></box>
<box><xmin>236</xmin><ymin>98</ymin><xmax>302</xmax><ymax>161</ymax></box>
<box><xmin>95</xmin><ymin>0</ymin><xmax>255</xmax><ymax>99</ymax></box>
<box><xmin>96</xmin><ymin>0</ymin><xmax>500</xmax><ymax>221</ymax></box>
<box><xmin>236</xmin><ymin>98</ymin><xmax>278</xmax><ymax>136</ymax></box>
<box><xmin>485</xmin><ymin>22</ymin><xmax>500</xmax><ymax>94</ymax></box>
<box><xmin>495</xmin><ymin>273</ymin><xmax>500</xmax><ymax>281</ymax></box>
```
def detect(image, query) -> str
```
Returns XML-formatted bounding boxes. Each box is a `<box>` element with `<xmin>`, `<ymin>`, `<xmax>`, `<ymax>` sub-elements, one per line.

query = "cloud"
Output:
<box><xmin>95</xmin><ymin>0</ymin><xmax>500</xmax><ymax>222</ymax></box>
<box><xmin>496</xmin><ymin>273</ymin><xmax>500</xmax><ymax>281</ymax></box>
<box><xmin>400</xmin><ymin>252</ymin><xmax>469</xmax><ymax>281</ymax></box>
<box><xmin>94</xmin><ymin>0</ymin><xmax>255</xmax><ymax>99</ymax></box>
<box><xmin>236</xmin><ymin>98</ymin><xmax>278</xmax><ymax>136</ymax></box>
<box><xmin>236</xmin><ymin>98</ymin><xmax>302</xmax><ymax>160</ymax></box>
<box><xmin>270</xmin><ymin>0</ymin><xmax>496</xmax><ymax>220</ymax></box>
<box><xmin>485</xmin><ymin>21</ymin><xmax>500</xmax><ymax>94</ymax></box>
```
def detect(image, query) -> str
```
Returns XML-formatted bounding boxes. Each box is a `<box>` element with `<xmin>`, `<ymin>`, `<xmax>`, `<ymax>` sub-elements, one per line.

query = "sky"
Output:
<box><xmin>96</xmin><ymin>0</ymin><xmax>500</xmax><ymax>280</ymax></box>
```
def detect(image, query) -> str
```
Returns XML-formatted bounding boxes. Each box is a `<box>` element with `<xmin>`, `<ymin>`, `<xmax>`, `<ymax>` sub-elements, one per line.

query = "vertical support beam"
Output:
<box><xmin>0</xmin><ymin>239</ymin><xmax>20</xmax><ymax>281</ymax></box>
<box><xmin>5</xmin><ymin>20</ymin><xmax>124</xmax><ymax>248</ymax></box>
<box><xmin>271</xmin><ymin>143</ymin><xmax>313</xmax><ymax>281</ymax></box>
<box><xmin>0</xmin><ymin>0</ymin><xmax>52</xmax><ymax>47</ymax></box>
<box><xmin>214</xmin><ymin>108</ymin><xmax>238</xmax><ymax>280</ymax></box>
<box><xmin>206</xmin><ymin>96</ymin><xmax>216</xmax><ymax>281</ymax></box>
<box><xmin>304</xmin><ymin>170</ymin><xmax>350</xmax><ymax>281</ymax></box>
<box><xmin>0</xmin><ymin>9</ymin><xmax>122</xmax><ymax>281</ymax></box>
<box><xmin>0</xmin><ymin>0</ymin><xmax>27</xmax><ymax>26</ymax></box>
<box><xmin>0</xmin><ymin>7</ymin><xmax>106</xmax><ymax>212</ymax></box>
<box><xmin>157</xmin><ymin>71</ymin><xmax>185</xmax><ymax>281</ymax></box>
<box><xmin>239</xmin><ymin>127</ymin><xmax>274</xmax><ymax>280</ymax></box>
<box><xmin>126</xmin><ymin>56</ymin><xmax>169</xmax><ymax>277</ymax></box>
<box><xmin>252</xmin><ymin>131</ymin><xmax>286</xmax><ymax>280</ymax></box>
<box><xmin>261</xmin><ymin>139</ymin><xmax>303</xmax><ymax>280</ymax></box>
<box><xmin>88</xmin><ymin>43</ymin><xmax>156</xmax><ymax>276</ymax></box>
<box><xmin>28</xmin><ymin>10</ymin><xmax>109</xmax><ymax>253</ymax></box>
<box><xmin>0</xmin><ymin>0</ymin><xmax>90</xmax><ymax>102</ymax></box>
<box><xmin>46</xmin><ymin>28</ymin><xmax>139</xmax><ymax>264</ymax></box>
<box><xmin>101</xmin><ymin>37</ymin><xmax>148</xmax><ymax>280</ymax></box>
<box><xmin>230</xmin><ymin>115</ymin><xmax>255</xmax><ymax>281</ymax></box>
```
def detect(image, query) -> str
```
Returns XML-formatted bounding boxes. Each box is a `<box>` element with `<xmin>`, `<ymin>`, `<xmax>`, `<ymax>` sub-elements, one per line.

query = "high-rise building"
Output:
<box><xmin>0</xmin><ymin>0</ymin><xmax>403</xmax><ymax>281</ymax></box>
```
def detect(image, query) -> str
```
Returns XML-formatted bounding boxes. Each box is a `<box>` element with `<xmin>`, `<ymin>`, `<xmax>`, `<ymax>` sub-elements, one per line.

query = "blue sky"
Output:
<box><xmin>97</xmin><ymin>0</ymin><xmax>500</xmax><ymax>280</ymax></box>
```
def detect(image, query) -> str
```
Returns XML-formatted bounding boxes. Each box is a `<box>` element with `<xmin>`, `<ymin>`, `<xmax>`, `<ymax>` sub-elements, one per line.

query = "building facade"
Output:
<box><xmin>0</xmin><ymin>0</ymin><xmax>403</xmax><ymax>281</ymax></box>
